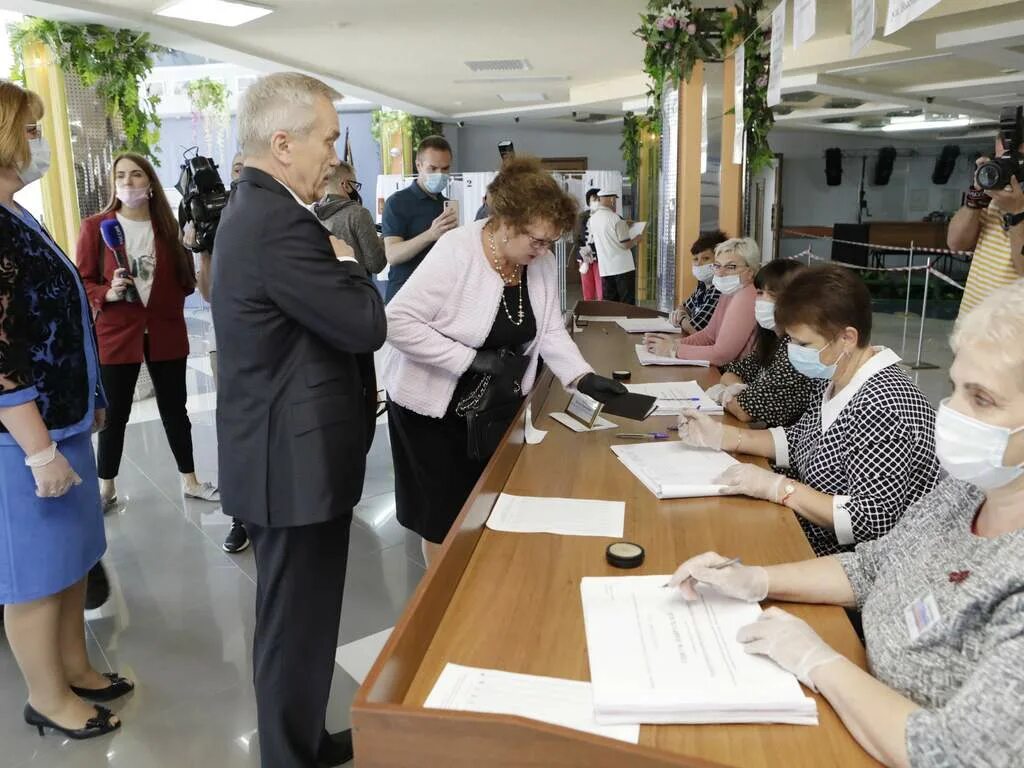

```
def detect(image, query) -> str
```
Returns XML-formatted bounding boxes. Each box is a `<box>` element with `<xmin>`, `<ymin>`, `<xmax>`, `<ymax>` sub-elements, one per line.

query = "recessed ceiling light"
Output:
<box><xmin>155</xmin><ymin>0</ymin><xmax>272</xmax><ymax>27</ymax></box>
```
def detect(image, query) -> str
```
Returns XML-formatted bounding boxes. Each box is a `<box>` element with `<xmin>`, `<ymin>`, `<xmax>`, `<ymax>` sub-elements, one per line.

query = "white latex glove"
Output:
<box><xmin>676</xmin><ymin>411</ymin><xmax>724</xmax><ymax>450</ymax></box>
<box><xmin>705</xmin><ymin>383</ymin><xmax>727</xmax><ymax>404</ymax></box>
<box><xmin>720</xmin><ymin>382</ymin><xmax>748</xmax><ymax>407</ymax></box>
<box><xmin>715</xmin><ymin>463</ymin><xmax>787</xmax><ymax>502</ymax></box>
<box><xmin>28</xmin><ymin>446</ymin><xmax>82</xmax><ymax>498</ymax></box>
<box><xmin>643</xmin><ymin>333</ymin><xmax>678</xmax><ymax>359</ymax></box>
<box><xmin>736</xmin><ymin>607</ymin><xmax>842</xmax><ymax>691</ymax></box>
<box><xmin>669</xmin><ymin>307</ymin><xmax>688</xmax><ymax>327</ymax></box>
<box><xmin>667</xmin><ymin>551</ymin><xmax>769</xmax><ymax>602</ymax></box>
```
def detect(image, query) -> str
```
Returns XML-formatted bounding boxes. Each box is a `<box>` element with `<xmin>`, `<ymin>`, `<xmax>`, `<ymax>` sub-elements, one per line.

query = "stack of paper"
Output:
<box><xmin>486</xmin><ymin>493</ymin><xmax>625</xmax><ymax>538</ymax></box>
<box><xmin>611</xmin><ymin>441</ymin><xmax>738</xmax><ymax>499</ymax></box>
<box><xmin>635</xmin><ymin>344</ymin><xmax>710</xmax><ymax>367</ymax></box>
<box><xmin>425</xmin><ymin>663</ymin><xmax>640</xmax><ymax>743</ymax></box>
<box><xmin>580</xmin><ymin>576</ymin><xmax>818</xmax><ymax>725</ymax></box>
<box><xmin>577</xmin><ymin>315</ymin><xmax>627</xmax><ymax>323</ymax></box>
<box><xmin>624</xmin><ymin>381</ymin><xmax>723</xmax><ymax>416</ymax></box>
<box><xmin>615</xmin><ymin>317</ymin><xmax>681</xmax><ymax>334</ymax></box>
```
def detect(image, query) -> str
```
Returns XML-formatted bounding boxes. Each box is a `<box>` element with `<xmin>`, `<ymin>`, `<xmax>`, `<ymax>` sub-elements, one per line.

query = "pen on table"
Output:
<box><xmin>662</xmin><ymin>557</ymin><xmax>742</xmax><ymax>588</ymax></box>
<box><xmin>616</xmin><ymin>432</ymin><xmax>669</xmax><ymax>440</ymax></box>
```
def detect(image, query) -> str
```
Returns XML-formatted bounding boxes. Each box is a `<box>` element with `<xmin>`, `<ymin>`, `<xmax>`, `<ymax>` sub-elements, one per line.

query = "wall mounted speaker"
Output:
<box><xmin>825</xmin><ymin>148</ymin><xmax>843</xmax><ymax>186</ymax></box>
<box><xmin>932</xmin><ymin>144</ymin><xmax>961</xmax><ymax>184</ymax></box>
<box><xmin>873</xmin><ymin>147</ymin><xmax>897</xmax><ymax>186</ymax></box>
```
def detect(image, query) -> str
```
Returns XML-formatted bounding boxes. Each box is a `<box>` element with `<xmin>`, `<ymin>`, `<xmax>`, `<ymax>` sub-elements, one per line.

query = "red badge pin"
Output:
<box><xmin>948</xmin><ymin>570</ymin><xmax>970</xmax><ymax>584</ymax></box>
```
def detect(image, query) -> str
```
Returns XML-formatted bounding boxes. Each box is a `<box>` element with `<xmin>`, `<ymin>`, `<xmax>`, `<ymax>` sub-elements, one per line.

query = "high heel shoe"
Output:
<box><xmin>71</xmin><ymin>672</ymin><xmax>135</xmax><ymax>702</ymax></box>
<box><xmin>23</xmin><ymin>703</ymin><xmax>121</xmax><ymax>739</ymax></box>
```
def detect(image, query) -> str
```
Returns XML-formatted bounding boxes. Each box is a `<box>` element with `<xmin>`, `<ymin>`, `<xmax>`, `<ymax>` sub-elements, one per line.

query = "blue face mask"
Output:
<box><xmin>423</xmin><ymin>172</ymin><xmax>449</xmax><ymax>195</ymax></box>
<box><xmin>787</xmin><ymin>340</ymin><xmax>843</xmax><ymax>380</ymax></box>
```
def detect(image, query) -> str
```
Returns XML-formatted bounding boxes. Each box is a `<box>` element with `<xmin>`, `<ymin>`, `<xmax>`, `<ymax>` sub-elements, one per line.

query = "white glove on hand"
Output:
<box><xmin>669</xmin><ymin>307</ymin><xmax>688</xmax><ymax>328</ymax></box>
<box><xmin>720</xmin><ymin>383</ymin><xmax>748</xmax><ymax>407</ymax></box>
<box><xmin>667</xmin><ymin>551</ymin><xmax>769</xmax><ymax>602</ymax></box>
<box><xmin>715</xmin><ymin>463</ymin><xmax>787</xmax><ymax>502</ymax></box>
<box><xmin>28</xmin><ymin>446</ymin><xmax>82</xmax><ymax>498</ymax></box>
<box><xmin>676</xmin><ymin>411</ymin><xmax>724</xmax><ymax>450</ymax></box>
<box><xmin>736</xmin><ymin>607</ymin><xmax>842</xmax><ymax>691</ymax></box>
<box><xmin>705</xmin><ymin>383</ymin><xmax>727</xmax><ymax>404</ymax></box>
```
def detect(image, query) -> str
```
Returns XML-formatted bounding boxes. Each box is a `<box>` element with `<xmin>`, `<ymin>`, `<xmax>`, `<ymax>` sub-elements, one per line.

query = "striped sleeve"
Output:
<box><xmin>960</xmin><ymin>206</ymin><xmax>1019</xmax><ymax>316</ymax></box>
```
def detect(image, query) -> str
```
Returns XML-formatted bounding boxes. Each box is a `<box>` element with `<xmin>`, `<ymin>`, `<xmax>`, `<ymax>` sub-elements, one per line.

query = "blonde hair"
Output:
<box><xmin>0</xmin><ymin>81</ymin><xmax>43</xmax><ymax>170</ymax></box>
<box><xmin>237</xmin><ymin>72</ymin><xmax>340</xmax><ymax>158</ymax></box>
<box><xmin>715</xmin><ymin>237</ymin><xmax>761</xmax><ymax>271</ymax></box>
<box><xmin>951</xmin><ymin>279</ymin><xmax>1024</xmax><ymax>376</ymax></box>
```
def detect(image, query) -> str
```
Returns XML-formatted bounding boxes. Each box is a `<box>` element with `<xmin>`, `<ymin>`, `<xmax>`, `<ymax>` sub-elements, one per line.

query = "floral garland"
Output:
<box><xmin>722</xmin><ymin>1</ymin><xmax>774</xmax><ymax>175</ymax></box>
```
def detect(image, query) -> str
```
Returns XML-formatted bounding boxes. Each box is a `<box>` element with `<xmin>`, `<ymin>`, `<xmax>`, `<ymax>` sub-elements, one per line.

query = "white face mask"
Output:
<box><xmin>754</xmin><ymin>299</ymin><xmax>776</xmax><ymax>330</ymax></box>
<box><xmin>692</xmin><ymin>263</ymin><xmax>714</xmax><ymax>283</ymax></box>
<box><xmin>589</xmin><ymin>201</ymin><xmax>600</xmax><ymax>213</ymax></box>
<box><xmin>712</xmin><ymin>273</ymin><xmax>742</xmax><ymax>295</ymax></box>
<box><xmin>18</xmin><ymin>137</ymin><xmax>50</xmax><ymax>185</ymax></box>
<box><xmin>935</xmin><ymin>399</ymin><xmax>1024</xmax><ymax>490</ymax></box>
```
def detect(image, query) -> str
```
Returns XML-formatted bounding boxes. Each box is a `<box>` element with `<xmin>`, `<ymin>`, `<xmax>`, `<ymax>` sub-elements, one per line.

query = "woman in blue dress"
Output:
<box><xmin>0</xmin><ymin>81</ymin><xmax>131</xmax><ymax>739</ymax></box>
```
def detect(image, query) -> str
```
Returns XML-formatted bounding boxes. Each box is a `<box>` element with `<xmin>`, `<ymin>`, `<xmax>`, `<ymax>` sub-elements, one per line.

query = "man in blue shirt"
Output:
<box><xmin>381</xmin><ymin>135</ymin><xmax>457</xmax><ymax>302</ymax></box>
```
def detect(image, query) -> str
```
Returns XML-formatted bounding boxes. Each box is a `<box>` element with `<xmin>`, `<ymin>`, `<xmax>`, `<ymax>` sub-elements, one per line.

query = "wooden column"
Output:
<box><xmin>720</xmin><ymin>35</ymin><xmax>744</xmax><ymax>238</ymax></box>
<box><xmin>674</xmin><ymin>59</ymin><xmax>704</xmax><ymax>305</ymax></box>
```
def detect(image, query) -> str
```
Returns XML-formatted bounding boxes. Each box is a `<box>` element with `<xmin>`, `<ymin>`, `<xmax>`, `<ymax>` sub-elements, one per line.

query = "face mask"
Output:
<box><xmin>788</xmin><ymin>340</ymin><xmax>843</xmax><ymax>380</ymax></box>
<box><xmin>712</xmin><ymin>274</ymin><xmax>742</xmax><ymax>295</ymax></box>
<box><xmin>117</xmin><ymin>185</ymin><xmax>150</xmax><ymax>209</ymax></box>
<box><xmin>935</xmin><ymin>400</ymin><xmax>1024</xmax><ymax>490</ymax></box>
<box><xmin>589</xmin><ymin>201</ymin><xmax>601</xmax><ymax>213</ymax></box>
<box><xmin>692</xmin><ymin>263</ymin><xmax>715</xmax><ymax>283</ymax></box>
<box><xmin>755</xmin><ymin>299</ymin><xmax>776</xmax><ymax>330</ymax></box>
<box><xmin>17</xmin><ymin>137</ymin><xmax>50</xmax><ymax>185</ymax></box>
<box><xmin>423</xmin><ymin>173</ymin><xmax>448</xmax><ymax>195</ymax></box>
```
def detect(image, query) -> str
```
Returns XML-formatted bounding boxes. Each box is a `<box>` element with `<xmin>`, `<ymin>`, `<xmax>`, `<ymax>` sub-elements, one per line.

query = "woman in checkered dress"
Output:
<box><xmin>677</xmin><ymin>264</ymin><xmax>940</xmax><ymax>556</ymax></box>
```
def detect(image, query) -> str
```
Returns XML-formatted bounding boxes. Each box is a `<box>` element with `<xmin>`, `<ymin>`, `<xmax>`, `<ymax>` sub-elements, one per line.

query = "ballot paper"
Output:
<box><xmin>425</xmin><ymin>663</ymin><xmax>640</xmax><ymax>744</ymax></box>
<box><xmin>486</xmin><ymin>493</ymin><xmax>625</xmax><ymax>538</ymax></box>
<box><xmin>615</xmin><ymin>317</ymin><xmax>682</xmax><ymax>334</ymax></box>
<box><xmin>577</xmin><ymin>315</ymin><xmax>627</xmax><ymax>323</ymax></box>
<box><xmin>611</xmin><ymin>441</ymin><xmax>738</xmax><ymax>499</ymax></box>
<box><xmin>580</xmin><ymin>576</ymin><xmax>818</xmax><ymax>726</ymax></box>
<box><xmin>550</xmin><ymin>411</ymin><xmax>617</xmax><ymax>433</ymax></box>
<box><xmin>635</xmin><ymin>344</ymin><xmax>710</xmax><ymax>367</ymax></box>
<box><xmin>622</xmin><ymin>221</ymin><xmax>647</xmax><ymax>242</ymax></box>
<box><xmin>625</xmin><ymin>381</ymin><xmax>723</xmax><ymax>416</ymax></box>
<box><xmin>524</xmin><ymin>403</ymin><xmax>548</xmax><ymax>445</ymax></box>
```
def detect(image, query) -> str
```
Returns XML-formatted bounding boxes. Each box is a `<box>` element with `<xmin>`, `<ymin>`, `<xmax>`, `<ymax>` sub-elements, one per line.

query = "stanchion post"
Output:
<box><xmin>899</xmin><ymin>240</ymin><xmax>915</xmax><ymax>353</ymax></box>
<box><xmin>911</xmin><ymin>258</ymin><xmax>940</xmax><ymax>371</ymax></box>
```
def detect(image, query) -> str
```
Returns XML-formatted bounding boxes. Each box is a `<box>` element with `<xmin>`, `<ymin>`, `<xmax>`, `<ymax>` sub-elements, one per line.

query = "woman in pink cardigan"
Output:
<box><xmin>644</xmin><ymin>237</ymin><xmax>760</xmax><ymax>366</ymax></box>
<box><xmin>384</xmin><ymin>157</ymin><xmax>627</xmax><ymax>564</ymax></box>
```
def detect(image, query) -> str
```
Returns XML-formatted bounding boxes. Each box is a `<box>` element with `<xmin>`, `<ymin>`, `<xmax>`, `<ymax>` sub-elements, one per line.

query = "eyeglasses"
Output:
<box><xmin>345</xmin><ymin>180</ymin><xmax>362</xmax><ymax>192</ymax></box>
<box><xmin>25</xmin><ymin>123</ymin><xmax>42</xmax><ymax>140</ymax></box>
<box><xmin>712</xmin><ymin>262</ymin><xmax>744</xmax><ymax>273</ymax></box>
<box><xmin>525</xmin><ymin>232</ymin><xmax>556</xmax><ymax>250</ymax></box>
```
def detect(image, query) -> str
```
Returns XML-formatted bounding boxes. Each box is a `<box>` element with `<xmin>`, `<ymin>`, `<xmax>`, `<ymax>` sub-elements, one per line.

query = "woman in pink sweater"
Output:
<box><xmin>384</xmin><ymin>157</ymin><xmax>627</xmax><ymax>564</ymax></box>
<box><xmin>645</xmin><ymin>237</ymin><xmax>760</xmax><ymax>367</ymax></box>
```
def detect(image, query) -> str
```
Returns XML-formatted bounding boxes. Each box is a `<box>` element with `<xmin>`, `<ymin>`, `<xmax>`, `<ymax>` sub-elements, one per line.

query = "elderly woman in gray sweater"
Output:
<box><xmin>314</xmin><ymin>161</ymin><xmax>385</xmax><ymax>275</ymax></box>
<box><xmin>668</xmin><ymin>279</ymin><xmax>1024</xmax><ymax>768</ymax></box>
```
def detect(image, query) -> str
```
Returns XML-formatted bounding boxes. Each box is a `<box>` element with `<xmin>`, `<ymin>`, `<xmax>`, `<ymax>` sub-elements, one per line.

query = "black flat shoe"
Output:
<box><xmin>24</xmin><ymin>703</ymin><xmax>121</xmax><ymax>739</ymax></box>
<box><xmin>71</xmin><ymin>672</ymin><xmax>135</xmax><ymax>702</ymax></box>
<box><xmin>317</xmin><ymin>728</ymin><xmax>353</xmax><ymax>766</ymax></box>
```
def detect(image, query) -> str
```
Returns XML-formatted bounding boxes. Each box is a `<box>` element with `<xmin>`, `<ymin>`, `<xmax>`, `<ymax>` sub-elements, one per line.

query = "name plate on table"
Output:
<box><xmin>566</xmin><ymin>391</ymin><xmax>604</xmax><ymax>428</ymax></box>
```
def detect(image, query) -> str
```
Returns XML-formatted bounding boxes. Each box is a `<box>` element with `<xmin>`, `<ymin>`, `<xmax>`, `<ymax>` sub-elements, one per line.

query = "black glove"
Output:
<box><xmin>577</xmin><ymin>372</ymin><xmax>627</xmax><ymax>403</ymax></box>
<box><xmin>469</xmin><ymin>350</ymin><xmax>505</xmax><ymax>376</ymax></box>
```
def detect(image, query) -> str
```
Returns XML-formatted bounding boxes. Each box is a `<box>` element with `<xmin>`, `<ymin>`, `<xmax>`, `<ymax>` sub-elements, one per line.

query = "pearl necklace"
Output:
<box><xmin>487</xmin><ymin>226</ymin><xmax>525</xmax><ymax>326</ymax></box>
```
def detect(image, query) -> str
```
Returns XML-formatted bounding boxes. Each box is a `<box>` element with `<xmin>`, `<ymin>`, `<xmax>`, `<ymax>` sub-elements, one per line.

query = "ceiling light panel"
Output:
<box><xmin>155</xmin><ymin>0</ymin><xmax>272</xmax><ymax>26</ymax></box>
<box><xmin>464</xmin><ymin>59</ymin><xmax>532</xmax><ymax>73</ymax></box>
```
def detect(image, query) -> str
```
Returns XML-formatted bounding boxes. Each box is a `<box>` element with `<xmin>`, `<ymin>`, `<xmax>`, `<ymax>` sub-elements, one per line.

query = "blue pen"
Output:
<box><xmin>616</xmin><ymin>432</ymin><xmax>669</xmax><ymax>440</ymax></box>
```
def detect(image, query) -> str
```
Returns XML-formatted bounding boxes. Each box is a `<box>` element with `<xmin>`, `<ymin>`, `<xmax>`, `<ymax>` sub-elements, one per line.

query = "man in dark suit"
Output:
<box><xmin>212</xmin><ymin>72</ymin><xmax>386</xmax><ymax>768</ymax></box>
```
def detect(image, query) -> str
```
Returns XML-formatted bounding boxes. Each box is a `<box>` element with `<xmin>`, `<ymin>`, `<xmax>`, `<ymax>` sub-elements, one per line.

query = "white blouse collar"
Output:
<box><xmin>820</xmin><ymin>346</ymin><xmax>901</xmax><ymax>433</ymax></box>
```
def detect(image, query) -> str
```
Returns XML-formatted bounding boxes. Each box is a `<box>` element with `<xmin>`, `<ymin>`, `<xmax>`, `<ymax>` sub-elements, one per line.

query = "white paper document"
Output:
<box><xmin>792</xmin><ymin>0</ymin><xmax>816</xmax><ymax>48</ymax></box>
<box><xmin>577</xmin><ymin>315</ymin><xmax>627</xmax><ymax>323</ymax></box>
<box><xmin>580</xmin><ymin>576</ymin><xmax>818</xmax><ymax>725</ymax></box>
<box><xmin>850</xmin><ymin>0</ymin><xmax>875</xmax><ymax>56</ymax></box>
<box><xmin>767</xmin><ymin>2</ymin><xmax>786</xmax><ymax>107</ymax></box>
<box><xmin>621</xmin><ymin>221</ymin><xmax>647</xmax><ymax>242</ymax></box>
<box><xmin>486</xmin><ymin>493</ymin><xmax>625</xmax><ymax>538</ymax></box>
<box><xmin>625</xmin><ymin>381</ymin><xmax>723</xmax><ymax>416</ymax></box>
<box><xmin>524</xmin><ymin>403</ymin><xmax>547</xmax><ymax>445</ymax></box>
<box><xmin>611</xmin><ymin>441</ymin><xmax>738</xmax><ymax>499</ymax></box>
<box><xmin>884</xmin><ymin>0</ymin><xmax>941</xmax><ymax>36</ymax></box>
<box><xmin>615</xmin><ymin>317</ymin><xmax>681</xmax><ymax>334</ymax></box>
<box><xmin>635</xmin><ymin>344</ymin><xmax>710</xmax><ymax>367</ymax></box>
<box><xmin>425</xmin><ymin>663</ymin><xmax>640</xmax><ymax>744</ymax></box>
<box><xmin>550</xmin><ymin>411</ymin><xmax>618</xmax><ymax>433</ymax></box>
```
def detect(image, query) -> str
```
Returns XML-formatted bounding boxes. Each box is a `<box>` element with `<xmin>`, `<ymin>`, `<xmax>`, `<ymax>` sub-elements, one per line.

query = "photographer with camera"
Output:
<box><xmin>77</xmin><ymin>153</ymin><xmax>219</xmax><ymax>513</ymax></box>
<box><xmin>948</xmin><ymin>106</ymin><xmax>1024</xmax><ymax>317</ymax></box>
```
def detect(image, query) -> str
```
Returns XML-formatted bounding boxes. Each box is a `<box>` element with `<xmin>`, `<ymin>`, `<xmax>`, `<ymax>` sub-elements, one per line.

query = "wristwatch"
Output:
<box><xmin>1002</xmin><ymin>210</ymin><xmax>1024</xmax><ymax>231</ymax></box>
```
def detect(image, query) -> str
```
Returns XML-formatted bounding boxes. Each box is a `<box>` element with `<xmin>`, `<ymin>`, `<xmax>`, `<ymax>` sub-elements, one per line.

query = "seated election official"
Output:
<box><xmin>708</xmin><ymin>258</ymin><xmax>813</xmax><ymax>427</ymax></box>
<box><xmin>677</xmin><ymin>264</ymin><xmax>940</xmax><ymax>556</ymax></box>
<box><xmin>384</xmin><ymin>156</ymin><xmax>626</xmax><ymax>565</ymax></box>
<box><xmin>645</xmin><ymin>237</ymin><xmax>759</xmax><ymax>367</ymax></box>
<box><xmin>212</xmin><ymin>72</ymin><xmax>386</xmax><ymax>768</ymax></box>
<box><xmin>668</xmin><ymin>280</ymin><xmax>1024</xmax><ymax>768</ymax></box>
<box><xmin>669</xmin><ymin>230</ymin><xmax>728</xmax><ymax>333</ymax></box>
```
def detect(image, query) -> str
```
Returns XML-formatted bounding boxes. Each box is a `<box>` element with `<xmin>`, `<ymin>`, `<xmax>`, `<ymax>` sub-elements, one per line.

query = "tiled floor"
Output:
<box><xmin>0</xmin><ymin>305</ymin><xmax>955</xmax><ymax>768</ymax></box>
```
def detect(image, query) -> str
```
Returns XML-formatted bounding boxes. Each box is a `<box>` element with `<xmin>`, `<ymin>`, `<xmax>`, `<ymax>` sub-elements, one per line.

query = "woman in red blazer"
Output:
<box><xmin>77</xmin><ymin>152</ymin><xmax>218</xmax><ymax>509</ymax></box>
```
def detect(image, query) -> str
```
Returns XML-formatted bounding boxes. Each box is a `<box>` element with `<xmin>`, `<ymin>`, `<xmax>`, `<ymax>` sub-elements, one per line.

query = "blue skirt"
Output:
<box><xmin>0</xmin><ymin>430</ymin><xmax>106</xmax><ymax>604</ymax></box>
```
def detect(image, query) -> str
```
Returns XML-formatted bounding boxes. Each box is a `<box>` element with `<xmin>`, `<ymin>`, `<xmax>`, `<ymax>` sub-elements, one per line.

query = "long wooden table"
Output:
<box><xmin>352</xmin><ymin>300</ymin><xmax>880</xmax><ymax>768</ymax></box>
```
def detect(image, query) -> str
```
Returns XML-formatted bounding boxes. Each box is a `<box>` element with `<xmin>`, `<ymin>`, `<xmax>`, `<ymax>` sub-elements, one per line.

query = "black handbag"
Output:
<box><xmin>454</xmin><ymin>348</ymin><xmax>529</xmax><ymax>462</ymax></box>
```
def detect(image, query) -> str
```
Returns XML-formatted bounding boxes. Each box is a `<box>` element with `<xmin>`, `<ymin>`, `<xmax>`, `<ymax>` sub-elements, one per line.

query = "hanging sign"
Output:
<box><xmin>793</xmin><ymin>0</ymin><xmax>816</xmax><ymax>48</ymax></box>
<box><xmin>884</xmin><ymin>0</ymin><xmax>941</xmax><ymax>36</ymax></box>
<box><xmin>733</xmin><ymin>43</ymin><xmax>746</xmax><ymax>165</ymax></box>
<box><xmin>851</xmin><ymin>0</ymin><xmax>876</xmax><ymax>56</ymax></box>
<box><xmin>767</xmin><ymin>2</ymin><xmax>786</xmax><ymax>107</ymax></box>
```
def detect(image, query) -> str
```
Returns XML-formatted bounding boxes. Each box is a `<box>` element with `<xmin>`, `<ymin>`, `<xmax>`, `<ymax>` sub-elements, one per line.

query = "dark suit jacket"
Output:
<box><xmin>212</xmin><ymin>167</ymin><xmax>386</xmax><ymax>528</ymax></box>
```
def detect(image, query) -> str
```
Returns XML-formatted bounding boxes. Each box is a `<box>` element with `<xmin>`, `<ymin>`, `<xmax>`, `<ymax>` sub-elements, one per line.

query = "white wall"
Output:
<box><xmin>449</xmin><ymin>124</ymin><xmax>626</xmax><ymax>174</ymax></box>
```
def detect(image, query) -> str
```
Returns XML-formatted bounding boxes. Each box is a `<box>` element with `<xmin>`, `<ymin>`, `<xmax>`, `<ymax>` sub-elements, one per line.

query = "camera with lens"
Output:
<box><xmin>176</xmin><ymin>150</ymin><xmax>230</xmax><ymax>253</ymax></box>
<box><xmin>975</xmin><ymin>106</ymin><xmax>1024</xmax><ymax>191</ymax></box>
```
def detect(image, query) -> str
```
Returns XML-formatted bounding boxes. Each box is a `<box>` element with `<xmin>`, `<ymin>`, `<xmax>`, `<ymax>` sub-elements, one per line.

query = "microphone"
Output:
<box><xmin>99</xmin><ymin>219</ymin><xmax>139</xmax><ymax>303</ymax></box>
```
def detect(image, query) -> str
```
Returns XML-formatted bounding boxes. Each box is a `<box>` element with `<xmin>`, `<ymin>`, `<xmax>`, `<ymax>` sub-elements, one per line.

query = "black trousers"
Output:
<box><xmin>97</xmin><ymin>340</ymin><xmax>194</xmax><ymax>479</ymax></box>
<box><xmin>602</xmin><ymin>271</ymin><xmax>636</xmax><ymax>305</ymax></box>
<box><xmin>248</xmin><ymin>518</ymin><xmax>351</xmax><ymax>768</ymax></box>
